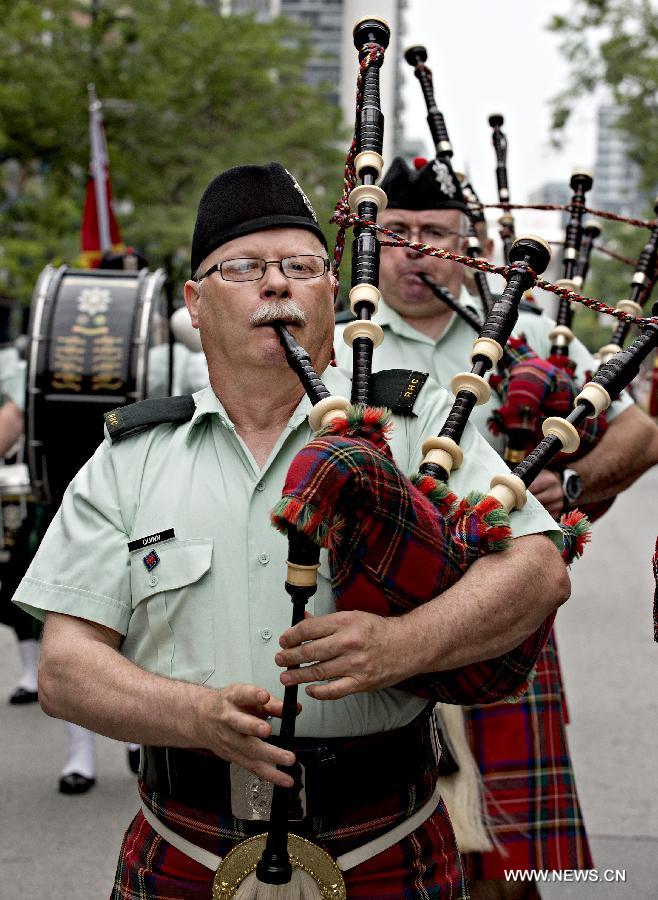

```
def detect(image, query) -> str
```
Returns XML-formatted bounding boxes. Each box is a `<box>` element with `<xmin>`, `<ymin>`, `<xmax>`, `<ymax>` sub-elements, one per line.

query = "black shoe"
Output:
<box><xmin>9</xmin><ymin>687</ymin><xmax>38</xmax><ymax>705</ymax></box>
<box><xmin>127</xmin><ymin>747</ymin><xmax>141</xmax><ymax>775</ymax></box>
<box><xmin>58</xmin><ymin>773</ymin><xmax>96</xmax><ymax>795</ymax></box>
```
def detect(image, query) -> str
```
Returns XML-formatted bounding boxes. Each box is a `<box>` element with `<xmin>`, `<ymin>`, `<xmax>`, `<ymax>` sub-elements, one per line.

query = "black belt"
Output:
<box><xmin>142</xmin><ymin>705</ymin><xmax>438</xmax><ymax>821</ymax></box>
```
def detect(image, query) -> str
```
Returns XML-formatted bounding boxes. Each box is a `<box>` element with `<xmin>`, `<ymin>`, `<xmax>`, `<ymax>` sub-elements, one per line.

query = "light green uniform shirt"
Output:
<box><xmin>13</xmin><ymin>367</ymin><xmax>557</xmax><ymax>737</ymax></box>
<box><xmin>334</xmin><ymin>291</ymin><xmax>632</xmax><ymax>454</ymax></box>
<box><xmin>0</xmin><ymin>347</ymin><xmax>26</xmax><ymax>411</ymax></box>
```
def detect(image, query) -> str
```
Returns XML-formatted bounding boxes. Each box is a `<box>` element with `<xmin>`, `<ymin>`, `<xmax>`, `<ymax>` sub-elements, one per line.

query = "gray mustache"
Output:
<box><xmin>249</xmin><ymin>300</ymin><xmax>307</xmax><ymax>328</ymax></box>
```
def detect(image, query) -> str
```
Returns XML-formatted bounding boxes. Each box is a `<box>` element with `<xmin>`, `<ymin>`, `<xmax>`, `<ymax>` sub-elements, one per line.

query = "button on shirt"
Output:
<box><xmin>334</xmin><ymin>292</ymin><xmax>632</xmax><ymax>454</ymax></box>
<box><xmin>12</xmin><ymin>367</ymin><xmax>558</xmax><ymax>738</ymax></box>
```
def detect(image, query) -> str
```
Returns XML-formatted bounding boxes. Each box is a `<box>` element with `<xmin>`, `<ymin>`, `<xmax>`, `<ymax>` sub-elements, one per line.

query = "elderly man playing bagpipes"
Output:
<box><xmin>335</xmin><ymin>153</ymin><xmax>658</xmax><ymax>899</ymax></box>
<box><xmin>9</xmin><ymin>145</ymin><xmax>576</xmax><ymax>898</ymax></box>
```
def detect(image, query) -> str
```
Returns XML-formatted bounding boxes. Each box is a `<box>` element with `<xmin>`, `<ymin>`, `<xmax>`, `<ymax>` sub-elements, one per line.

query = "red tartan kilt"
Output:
<box><xmin>110</xmin><ymin>804</ymin><xmax>469</xmax><ymax>899</ymax></box>
<box><xmin>463</xmin><ymin>631</ymin><xmax>593</xmax><ymax>879</ymax></box>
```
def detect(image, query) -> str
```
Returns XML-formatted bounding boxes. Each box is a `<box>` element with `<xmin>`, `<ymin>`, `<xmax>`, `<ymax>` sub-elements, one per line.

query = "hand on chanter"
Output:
<box><xmin>528</xmin><ymin>469</ymin><xmax>564</xmax><ymax>518</ymax></box>
<box><xmin>275</xmin><ymin>610</ymin><xmax>409</xmax><ymax>700</ymax></box>
<box><xmin>196</xmin><ymin>683</ymin><xmax>300</xmax><ymax>788</ymax></box>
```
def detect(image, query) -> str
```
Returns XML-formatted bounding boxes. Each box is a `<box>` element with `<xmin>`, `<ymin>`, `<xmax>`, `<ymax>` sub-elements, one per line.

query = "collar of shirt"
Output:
<box><xmin>184</xmin><ymin>366</ymin><xmax>353</xmax><ymax>444</ymax></box>
<box><xmin>377</xmin><ymin>288</ymin><xmax>482</xmax><ymax>347</ymax></box>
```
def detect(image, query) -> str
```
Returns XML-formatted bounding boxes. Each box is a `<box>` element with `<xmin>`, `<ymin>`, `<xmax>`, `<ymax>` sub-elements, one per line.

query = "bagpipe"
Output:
<box><xmin>215</xmin><ymin>18</ymin><xmax>658</xmax><ymax>896</ymax></box>
<box><xmin>400</xmin><ymin>45</ymin><xmax>610</xmax><ymax>517</ymax></box>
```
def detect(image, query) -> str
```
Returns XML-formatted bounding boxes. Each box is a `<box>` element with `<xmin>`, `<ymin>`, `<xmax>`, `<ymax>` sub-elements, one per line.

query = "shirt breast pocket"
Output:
<box><xmin>129</xmin><ymin>538</ymin><xmax>215</xmax><ymax>684</ymax></box>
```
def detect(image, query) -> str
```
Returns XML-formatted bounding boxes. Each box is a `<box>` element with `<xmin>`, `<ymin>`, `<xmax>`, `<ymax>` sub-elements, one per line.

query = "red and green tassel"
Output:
<box><xmin>558</xmin><ymin>509</ymin><xmax>591</xmax><ymax>564</ymax></box>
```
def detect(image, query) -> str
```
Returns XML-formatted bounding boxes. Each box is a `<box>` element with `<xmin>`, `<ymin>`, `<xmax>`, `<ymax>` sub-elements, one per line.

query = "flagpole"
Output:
<box><xmin>87</xmin><ymin>83</ymin><xmax>112</xmax><ymax>254</ymax></box>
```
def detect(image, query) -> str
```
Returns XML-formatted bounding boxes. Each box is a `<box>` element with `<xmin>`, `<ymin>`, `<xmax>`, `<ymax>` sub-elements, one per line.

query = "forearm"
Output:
<box><xmin>399</xmin><ymin>533</ymin><xmax>569</xmax><ymax>677</ymax></box>
<box><xmin>572</xmin><ymin>405</ymin><xmax>658</xmax><ymax>503</ymax></box>
<box><xmin>277</xmin><ymin>533</ymin><xmax>570</xmax><ymax>705</ymax></box>
<box><xmin>0</xmin><ymin>401</ymin><xmax>23</xmax><ymax>457</ymax></box>
<box><xmin>39</xmin><ymin>612</ymin><xmax>207</xmax><ymax>747</ymax></box>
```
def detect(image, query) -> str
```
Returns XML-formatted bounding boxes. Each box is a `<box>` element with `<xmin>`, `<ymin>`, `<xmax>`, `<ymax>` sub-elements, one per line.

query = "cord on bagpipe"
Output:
<box><xmin>477</xmin><ymin>200</ymin><xmax>657</xmax><ymax>231</ymax></box>
<box><xmin>403</xmin><ymin>44</ymin><xmax>495</xmax><ymax>314</ymax></box>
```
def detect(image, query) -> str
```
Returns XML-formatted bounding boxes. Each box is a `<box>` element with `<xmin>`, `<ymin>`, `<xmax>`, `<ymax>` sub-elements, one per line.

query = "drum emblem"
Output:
<box><xmin>77</xmin><ymin>287</ymin><xmax>112</xmax><ymax>316</ymax></box>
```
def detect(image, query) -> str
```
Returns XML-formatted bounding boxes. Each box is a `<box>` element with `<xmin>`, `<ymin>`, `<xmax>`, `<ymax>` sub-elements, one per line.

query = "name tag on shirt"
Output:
<box><xmin>127</xmin><ymin>529</ymin><xmax>176</xmax><ymax>552</ymax></box>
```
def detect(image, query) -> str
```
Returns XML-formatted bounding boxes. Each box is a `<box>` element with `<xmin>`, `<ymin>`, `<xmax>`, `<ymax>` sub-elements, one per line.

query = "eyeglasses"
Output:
<box><xmin>196</xmin><ymin>255</ymin><xmax>330</xmax><ymax>283</ymax></box>
<box><xmin>380</xmin><ymin>224</ymin><xmax>463</xmax><ymax>246</ymax></box>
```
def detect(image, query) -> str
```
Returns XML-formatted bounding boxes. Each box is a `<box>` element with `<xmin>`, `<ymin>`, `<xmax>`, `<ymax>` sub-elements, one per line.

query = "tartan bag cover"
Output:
<box><xmin>489</xmin><ymin>337</ymin><xmax>606</xmax><ymax>461</ymax></box>
<box><xmin>271</xmin><ymin>405</ymin><xmax>554</xmax><ymax>705</ymax></box>
<box><xmin>489</xmin><ymin>336</ymin><xmax>612</xmax><ymax>522</ymax></box>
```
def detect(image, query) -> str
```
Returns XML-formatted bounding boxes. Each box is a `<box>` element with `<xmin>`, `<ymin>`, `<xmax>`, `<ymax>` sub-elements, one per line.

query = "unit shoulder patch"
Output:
<box><xmin>105</xmin><ymin>395</ymin><xmax>196</xmax><ymax>443</ymax></box>
<box><xmin>369</xmin><ymin>369</ymin><xmax>429</xmax><ymax>416</ymax></box>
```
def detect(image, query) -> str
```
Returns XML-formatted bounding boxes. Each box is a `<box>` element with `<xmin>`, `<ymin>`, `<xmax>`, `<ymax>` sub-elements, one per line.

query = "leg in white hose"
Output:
<box><xmin>59</xmin><ymin>723</ymin><xmax>96</xmax><ymax>794</ymax></box>
<box><xmin>9</xmin><ymin>638</ymin><xmax>39</xmax><ymax>703</ymax></box>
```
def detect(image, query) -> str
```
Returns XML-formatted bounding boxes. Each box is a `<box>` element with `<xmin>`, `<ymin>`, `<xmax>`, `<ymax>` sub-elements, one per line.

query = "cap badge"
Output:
<box><xmin>432</xmin><ymin>160</ymin><xmax>456</xmax><ymax>198</ymax></box>
<box><xmin>285</xmin><ymin>169</ymin><xmax>318</xmax><ymax>222</ymax></box>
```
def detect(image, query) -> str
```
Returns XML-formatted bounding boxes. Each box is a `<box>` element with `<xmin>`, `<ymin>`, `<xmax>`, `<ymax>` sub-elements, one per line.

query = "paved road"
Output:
<box><xmin>1</xmin><ymin>470</ymin><xmax>656</xmax><ymax>899</ymax></box>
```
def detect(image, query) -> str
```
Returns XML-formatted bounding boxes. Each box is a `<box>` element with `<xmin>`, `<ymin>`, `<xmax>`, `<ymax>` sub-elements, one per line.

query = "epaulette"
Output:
<box><xmin>104</xmin><ymin>395</ymin><xmax>196</xmax><ymax>443</ymax></box>
<box><xmin>334</xmin><ymin>308</ymin><xmax>356</xmax><ymax>324</ymax></box>
<box><xmin>519</xmin><ymin>299</ymin><xmax>542</xmax><ymax>316</ymax></box>
<box><xmin>369</xmin><ymin>369</ymin><xmax>429</xmax><ymax>415</ymax></box>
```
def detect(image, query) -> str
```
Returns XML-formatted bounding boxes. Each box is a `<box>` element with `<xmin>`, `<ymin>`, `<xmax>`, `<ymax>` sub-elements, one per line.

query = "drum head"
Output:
<box><xmin>27</xmin><ymin>265</ymin><xmax>170</xmax><ymax>504</ymax></box>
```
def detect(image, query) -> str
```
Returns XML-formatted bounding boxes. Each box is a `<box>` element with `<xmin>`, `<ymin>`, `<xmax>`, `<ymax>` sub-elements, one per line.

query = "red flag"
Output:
<box><xmin>80</xmin><ymin>84</ymin><xmax>123</xmax><ymax>268</ymax></box>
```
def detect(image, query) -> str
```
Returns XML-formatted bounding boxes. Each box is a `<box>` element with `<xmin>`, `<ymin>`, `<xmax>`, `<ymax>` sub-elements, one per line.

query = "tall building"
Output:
<box><xmin>592</xmin><ymin>105</ymin><xmax>645</xmax><ymax>218</ymax></box>
<box><xmin>219</xmin><ymin>0</ymin><xmax>405</xmax><ymax>162</ymax></box>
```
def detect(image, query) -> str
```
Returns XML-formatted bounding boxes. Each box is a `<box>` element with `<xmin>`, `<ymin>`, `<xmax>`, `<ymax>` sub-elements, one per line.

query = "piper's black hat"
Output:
<box><xmin>191</xmin><ymin>162</ymin><xmax>327</xmax><ymax>276</ymax></box>
<box><xmin>380</xmin><ymin>156</ymin><xmax>469</xmax><ymax>213</ymax></box>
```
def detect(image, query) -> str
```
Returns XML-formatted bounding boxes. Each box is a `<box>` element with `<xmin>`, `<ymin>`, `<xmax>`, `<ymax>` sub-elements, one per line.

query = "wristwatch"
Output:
<box><xmin>561</xmin><ymin>468</ymin><xmax>583</xmax><ymax>506</ymax></box>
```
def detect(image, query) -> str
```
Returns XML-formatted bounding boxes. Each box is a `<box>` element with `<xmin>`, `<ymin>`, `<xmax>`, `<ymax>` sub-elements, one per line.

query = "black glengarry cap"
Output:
<box><xmin>381</xmin><ymin>156</ymin><xmax>469</xmax><ymax>213</ymax></box>
<box><xmin>191</xmin><ymin>162</ymin><xmax>327</xmax><ymax>277</ymax></box>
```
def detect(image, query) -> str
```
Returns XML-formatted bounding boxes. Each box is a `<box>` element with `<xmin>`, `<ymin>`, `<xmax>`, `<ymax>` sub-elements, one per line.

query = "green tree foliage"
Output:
<box><xmin>549</xmin><ymin>0</ymin><xmax>658</xmax><ymax>193</ymax></box>
<box><xmin>0</xmin><ymin>0</ymin><xmax>348</xmax><ymax>306</ymax></box>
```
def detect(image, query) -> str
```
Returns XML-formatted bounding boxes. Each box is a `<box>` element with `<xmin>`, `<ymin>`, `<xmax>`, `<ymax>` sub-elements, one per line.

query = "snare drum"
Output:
<box><xmin>26</xmin><ymin>265</ymin><xmax>170</xmax><ymax>504</ymax></box>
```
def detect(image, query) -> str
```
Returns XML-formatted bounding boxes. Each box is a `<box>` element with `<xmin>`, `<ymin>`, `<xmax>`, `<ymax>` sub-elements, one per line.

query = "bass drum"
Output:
<box><xmin>27</xmin><ymin>265</ymin><xmax>171</xmax><ymax>505</ymax></box>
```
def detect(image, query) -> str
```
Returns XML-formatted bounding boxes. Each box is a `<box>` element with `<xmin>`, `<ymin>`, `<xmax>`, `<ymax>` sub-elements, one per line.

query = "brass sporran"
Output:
<box><xmin>212</xmin><ymin>833</ymin><xmax>345</xmax><ymax>899</ymax></box>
